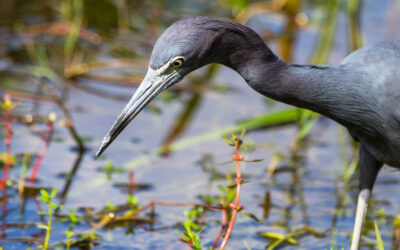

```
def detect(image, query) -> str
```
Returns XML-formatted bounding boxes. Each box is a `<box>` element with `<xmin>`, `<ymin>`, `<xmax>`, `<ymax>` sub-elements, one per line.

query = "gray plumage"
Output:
<box><xmin>150</xmin><ymin>16</ymin><xmax>400</xmax><ymax>168</ymax></box>
<box><xmin>96</xmin><ymin>16</ymin><xmax>400</xmax><ymax>249</ymax></box>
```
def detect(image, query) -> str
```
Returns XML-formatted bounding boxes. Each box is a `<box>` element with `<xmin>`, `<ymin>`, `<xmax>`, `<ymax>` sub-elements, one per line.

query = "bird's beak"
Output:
<box><xmin>95</xmin><ymin>67</ymin><xmax>179</xmax><ymax>159</ymax></box>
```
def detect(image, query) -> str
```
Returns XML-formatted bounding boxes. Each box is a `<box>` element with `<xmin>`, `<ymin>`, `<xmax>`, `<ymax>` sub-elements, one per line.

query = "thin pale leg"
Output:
<box><xmin>350</xmin><ymin>189</ymin><xmax>370</xmax><ymax>250</ymax></box>
<box><xmin>350</xmin><ymin>143</ymin><xmax>382</xmax><ymax>250</ymax></box>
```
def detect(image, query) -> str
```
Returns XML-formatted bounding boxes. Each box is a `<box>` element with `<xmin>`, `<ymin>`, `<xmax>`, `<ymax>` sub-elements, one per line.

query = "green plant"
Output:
<box><xmin>18</xmin><ymin>153</ymin><xmax>30</xmax><ymax>195</ymax></box>
<box><xmin>126</xmin><ymin>195</ymin><xmax>140</xmax><ymax>210</ymax></box>
<box><xmin>177</xmin><ymin>207</ymin><xmax>205</xmax><ymax>250</ymax></box>
<box><xmin>67</xmin><ymin>209</ymin><xmax>80</xmax><ymax>227</ymax></box>
<box><xmin>218</xmin><ymin>132</ymin><xmax>245</xmax><ymax>249</ymax></box>
<box><xmin>100</xmin><ymin>161</ymin><xmax>125</xmax><ymax>180</ymax></box>
<box><xmin>65</xmin><ymin>230</ymin><xmax>74</xmax><ymax>250</ymax></box>
<box><xmin>37</xmin><ymin>188</ymin><xmax>63</xmax><ymax>250</ymax></box>
<box><xmin>374</xmin><ymin>221</ymin><xmax>384</xmax><ymax>250</ymax></box>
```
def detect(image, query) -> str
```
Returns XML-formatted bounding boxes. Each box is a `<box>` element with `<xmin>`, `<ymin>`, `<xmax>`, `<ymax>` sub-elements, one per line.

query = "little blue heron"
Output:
<box><xmin>95</xmin><ymin>16</ymin><xmax>400</xmax><ymax>249</ymax></box>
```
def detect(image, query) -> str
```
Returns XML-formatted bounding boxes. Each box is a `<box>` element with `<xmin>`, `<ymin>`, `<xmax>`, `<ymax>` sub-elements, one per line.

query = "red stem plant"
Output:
<box><xmin>1</xmin><ymin>94</ymin><xmax>14</xmax><ymax>189</ymax></box>
<box><xmin>218</xmin><ymin>136</ymin><xmax>244</xmax><ymax>250</ymax></box>
<box><xmin>29</xmin><ymin>111</ymin><xmax>56</xmax><ymax>184</ymax></box>
<box><xmin>212</xmin><ymin>203</ymin><xmax>227</xmax><ymax>249</ymax></box>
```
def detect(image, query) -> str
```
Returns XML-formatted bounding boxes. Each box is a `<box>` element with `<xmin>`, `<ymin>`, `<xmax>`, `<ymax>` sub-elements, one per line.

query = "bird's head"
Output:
<box><xmin>95</xmin><ymin>16</ymin><xmax>269</xmax><ymax>158</ymax></box>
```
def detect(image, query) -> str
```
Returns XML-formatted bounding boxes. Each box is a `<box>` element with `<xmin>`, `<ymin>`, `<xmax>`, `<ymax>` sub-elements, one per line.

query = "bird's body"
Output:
<box><xmin>272</xmin><ymin>41</ymin><xmax>400</xmax><ymax>168</ymax></box>
<box><xmin>340</xmin><ymin>41</ymin><xmax>400</xmax><ymax>167</ymax></box>
<box><xmin>96</xmin><ymin>16</ymin><xmax>400</xmax><ymax>249</ymax></box>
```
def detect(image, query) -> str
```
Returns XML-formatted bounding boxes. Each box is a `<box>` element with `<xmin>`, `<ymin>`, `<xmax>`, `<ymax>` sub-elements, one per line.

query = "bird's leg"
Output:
<box><xmin>351</xmin><ymin>189</ymin><xmax>370</xmax><ymax>250</ymax></box>
<box><xmin>350</xmin><ymin>144</ymin><xmax>382</xmax><ymax>250</ymax></box>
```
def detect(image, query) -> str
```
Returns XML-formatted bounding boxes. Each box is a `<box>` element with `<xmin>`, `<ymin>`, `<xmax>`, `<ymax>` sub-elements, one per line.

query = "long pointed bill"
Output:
<box><xmin>95</xmin><ymin>68</ymin><xmax>178</xmax><ymax>159</ymax></box>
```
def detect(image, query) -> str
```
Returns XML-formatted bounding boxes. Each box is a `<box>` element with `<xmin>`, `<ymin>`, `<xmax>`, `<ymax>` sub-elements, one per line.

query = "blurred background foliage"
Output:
<box><xmin>1</xmin><ymin>0</ymin><xmax>400</xmax><ymax>249</ymax></box>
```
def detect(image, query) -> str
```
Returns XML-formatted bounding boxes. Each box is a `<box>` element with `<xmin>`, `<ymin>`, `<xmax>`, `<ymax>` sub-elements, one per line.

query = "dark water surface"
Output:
<box><xmin>1</xmin><ymin>0</ymin><xmax>400</xmax><ymax>249</ymax></box>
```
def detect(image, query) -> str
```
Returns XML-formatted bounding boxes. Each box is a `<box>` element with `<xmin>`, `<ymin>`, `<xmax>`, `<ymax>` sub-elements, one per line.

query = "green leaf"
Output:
<box><xmin>217</xmin><ymin>184</ymin><xmax>227</xmax><ymax>193</ymax></box>
<box><xmin>40</xmin><ymin>189</ymin><xmax>49</xmax><ymax>199</ymax></box>
<box><xmin>239</xmin><ymin>128</ymin><xmax>246</xmax><ymax>139</ymax></box>
<box><xmin>106</xmin><ymin>161</ymin><xmax>113</xmax><ymax>169</ymax></box>
<box><xmin>232</xmin><ymin>134</ymin><xmax>238</xmax><ymax>140</ymax></box>
<box><xmin>37</xmin><ymin>224</ymin><xmax>49</xmax><ymax>230</ymax></box>
<box><xmin>50</xmin><ymin>203</ymin><xmax>59</xmax><ymax>209</ymax></box>
<box><xmin>0</xmin><ymin>153</ymin><xmax>17</xmax><ymax>165</ymax></box>
<box><xmin>223</xmin><ymin>137</ymin><xmax>235</xmax><ymax>146</ymax></box>
<box><xmin>258</xmin><ymin>232</ymin><xmax>284</xmax><ymax>240</ymax></box>
<box><xmin>393</xmin><ymin>214</ymin><xmax>400</xmax><ymax>228</ymax></box>
<box><xmin>37</xmin><ymin>211</ymin><xmax>48</xmax><ymax>215</ymax></box>
<box><xmin>37</xmin><ymin>197</ymin><xmax>46</xmax><ymax>203</ymax></box>
<box><xmin>201</xmin><ymin>195</ymin><xmax>218</xmax><ymax>205</ymax></box>
<box><xmin>183</xmin><ymin>220</ymin><xmax>192</xmax><ymax>231</ymax></box>
<box><xmin>296</xmin><ymin>116</ymin><xmax>319</xmax><ymax>141</ymax></box>
<box><xmin>50</xmin><ymin>188</ymin><xmax>57</xmax><ymax>198</ymax></box>
<box><xmin>66</xmin><ymin>230</ymin><xmax>74</xmax><ymax>238</ymax></box>
<box><xmin>240</xmin><ymin>210</ymin><xmax>263</xmax><ymax>224</ymax></box>
<box><xmin>106</xmin><ymin>201</ymin><xmax>116</xmax><ymax>211</ymax></box>
<box><xmin>244</xmin><ymin>159</ymin><xmax>263</xmax><ymax>163</ymax></box>
<box><xmin>127</xmin><ymin>195</ymin><xmax>138</xmax><ymax>206</ymax></box>
<box><xmin>68</xmin><ymin>209</ymin><xmax>79</xmax><ymax>224</ymax></box>
<box><xmin>227</xmin><ymin>189</ymin><xmax>236</xmax><ymax>203</ymax></box>
<box><xmin>257</xmin><ymin>232</ymin><xmax>298</xmax><ymax>245</ymax></box>
<box><xmin>374</xmin><ymin>221</ymin><xmax>384</xmax><ymax>250</ymax></box>
<box><xmin>176</xmin><ymin>230</ymin><xmax>190</xmax><ymax>241</ymax></box>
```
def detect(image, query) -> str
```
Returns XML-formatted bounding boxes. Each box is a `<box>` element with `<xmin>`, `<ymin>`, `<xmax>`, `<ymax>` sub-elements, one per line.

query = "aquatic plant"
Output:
<box><xmin>37</xmin><ymin>188</ymin><xmax>62</xmax><ymax>249</ymax></box>
<box><xmin>218</xmin><ymin>132</ymin><xmax>245</xmax><ymax>249</ymax></box>
<box><xmin>177</xmin><ymin>207</ymin><xmax>205</xmax><ymax>250</ymax></box>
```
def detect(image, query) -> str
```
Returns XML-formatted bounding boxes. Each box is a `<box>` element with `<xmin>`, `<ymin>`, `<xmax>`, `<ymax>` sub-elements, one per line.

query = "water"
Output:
<box><xmin>1</xmin><ymin>0</ymin><xmax>400</xmax><ymax>249</ymax></box>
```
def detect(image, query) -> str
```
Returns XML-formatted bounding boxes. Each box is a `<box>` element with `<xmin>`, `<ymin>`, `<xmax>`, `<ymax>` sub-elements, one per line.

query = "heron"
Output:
<box><xmin>95</xmin><ymin>16</ymin><xmax>400</xmax><ymax>249</ymax></box>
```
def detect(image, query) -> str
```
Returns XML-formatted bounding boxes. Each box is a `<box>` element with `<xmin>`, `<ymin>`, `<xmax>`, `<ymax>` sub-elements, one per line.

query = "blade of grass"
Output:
<box><xmin>347</xmin><ymin>0</ymin><xmax>363</xmax><ymax>51</ymax></box>
<box><xmin>64</xmin><ymin>0</ymin><xmax>84</xmax><ymax>65</ymax></box>
<box><xmin>374</xmin><ymin>221</ymin><xmax>384</xmax><ymax>250</ymax></box>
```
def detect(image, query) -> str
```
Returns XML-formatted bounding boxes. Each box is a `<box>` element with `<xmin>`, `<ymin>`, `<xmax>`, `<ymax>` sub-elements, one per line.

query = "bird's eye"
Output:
<box><xmin>171</xmin><ymin>58</ymin><xmax>184</xmax><ymax>68</ymax></box>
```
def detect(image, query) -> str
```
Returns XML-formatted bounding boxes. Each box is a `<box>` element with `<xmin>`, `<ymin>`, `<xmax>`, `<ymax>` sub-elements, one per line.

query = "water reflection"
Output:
<box><xmin>0</xmin><ymin>0</ymin><xmax>399</xmax><ymax>249</ymax></box>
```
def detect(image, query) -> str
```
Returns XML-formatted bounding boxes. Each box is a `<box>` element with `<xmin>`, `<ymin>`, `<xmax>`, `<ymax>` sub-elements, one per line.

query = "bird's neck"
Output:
<box><xmin>232</xmin><ymin>53</ymin><xmax>369</xmax><ymax>127</ymax></box>
<box><xmin>238</xmin><ymin>61</ymin><xmax>337</xmax><ymax>112</ymax></box>
<box><xmin>208</xmin><ymin>23</ymin><xmax>371</xmax><ymax>127</ymax></box>
<box><xmin>210</xmin><ymin>26</ymin><xmax>338</xmax><ymax>114</ymax></box>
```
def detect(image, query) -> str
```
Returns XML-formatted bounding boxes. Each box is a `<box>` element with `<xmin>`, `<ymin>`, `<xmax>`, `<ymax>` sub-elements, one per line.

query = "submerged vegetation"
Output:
<box><xmin>1</xmin><ymin>0</ymin><xmax>400</xmax><ymax>248</ymax></box>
